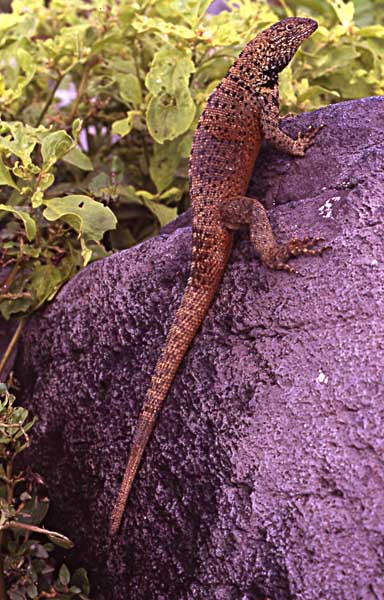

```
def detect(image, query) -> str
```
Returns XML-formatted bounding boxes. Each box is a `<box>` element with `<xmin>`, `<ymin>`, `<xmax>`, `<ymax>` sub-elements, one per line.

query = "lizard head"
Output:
<box><xmin>239</xmin><ymin>17</ymin><xmax>318</xmax><ymax>81</ymax></box>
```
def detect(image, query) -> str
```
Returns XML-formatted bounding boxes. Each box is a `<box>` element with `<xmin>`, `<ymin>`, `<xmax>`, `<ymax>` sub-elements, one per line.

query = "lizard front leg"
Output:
<box><xmin>257</xmin><ymin>83</ymin><xmax>324</xmax><ymax>156</ymax></box>
<box><xmin>220</xmin><ymin>195</ymin><xmax>324</xmax><ymax>272</ymax></box>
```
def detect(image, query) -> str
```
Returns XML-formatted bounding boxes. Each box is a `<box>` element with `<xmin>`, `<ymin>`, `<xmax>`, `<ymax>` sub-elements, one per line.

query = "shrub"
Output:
<box><xmin>0</xmin><ymin>383</ymin><xmax>91</xmax><ymax>599</ymax></box>
<box><xmin>0</xmin><ymin>0</ymin><xmax>382</xmax><ymax>321</ymax></box>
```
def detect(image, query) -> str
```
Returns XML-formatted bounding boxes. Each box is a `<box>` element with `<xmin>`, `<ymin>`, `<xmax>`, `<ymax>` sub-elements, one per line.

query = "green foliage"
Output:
<box><xmin>277</xmin><ymin>0</ymin><xmax>384</xmax><ymax>107</ymax></box>
<box><xmin>0</xmin><ymin>383</ymin><xmax>91</xmax><ymax>599</ymax></box>
<box><xmin>0</xmin><ymin>0</ymin><xmax>383</xmax><ymax>320</ymax></box>
<box><xmin>0</xmin><ymin>118</ymin><xmax>116</xmax><ymax>319</ymax></box>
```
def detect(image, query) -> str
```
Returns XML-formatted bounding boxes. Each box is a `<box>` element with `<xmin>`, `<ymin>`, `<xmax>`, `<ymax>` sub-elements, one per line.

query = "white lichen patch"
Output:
<box><xmin>319</xmin><ymin>195</ymin><xmax>340</xmax><ymax>219</ymax></box>
<box><xmin>316</xmin><ymin>369</ymin><xmax>329</xmax><ymax>384</ymax></box>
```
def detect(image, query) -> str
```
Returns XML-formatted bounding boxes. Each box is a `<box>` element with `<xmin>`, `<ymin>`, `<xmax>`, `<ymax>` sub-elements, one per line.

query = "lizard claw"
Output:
<box><xmin>294</xmin><ymin>123</ymin><xmax>325</xmax><ymax>155</ymax></box>
<box><xmin>268</xmin><ymin>236</ymin><xmax>329</xmax><ymax>273</ymax></box>
<box><xmin>280</xmin><ymin>263</ymin><xmax>300</xmax><ymax>274</ymax></box>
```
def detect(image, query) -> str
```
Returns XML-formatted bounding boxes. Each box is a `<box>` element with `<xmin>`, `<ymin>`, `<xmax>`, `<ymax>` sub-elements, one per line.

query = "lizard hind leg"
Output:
<box><xmin>220</xmin><ymin>195</ymin><xmax>325</xmax><ymax>273</ymax></box>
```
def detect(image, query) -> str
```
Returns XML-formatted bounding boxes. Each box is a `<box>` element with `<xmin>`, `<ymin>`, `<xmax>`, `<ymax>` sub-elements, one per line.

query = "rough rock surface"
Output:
<box><xmin>16</xmin><ymin>97</ymin><xmax>384</xmax><ymax>600</ymax></box>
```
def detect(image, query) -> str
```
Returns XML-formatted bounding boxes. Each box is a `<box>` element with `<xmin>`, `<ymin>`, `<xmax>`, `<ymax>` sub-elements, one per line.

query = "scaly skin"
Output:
<box><xmin>110</xmin><ymin>17</ymin><xmax>324</xmax><ymax>535</ymax></box>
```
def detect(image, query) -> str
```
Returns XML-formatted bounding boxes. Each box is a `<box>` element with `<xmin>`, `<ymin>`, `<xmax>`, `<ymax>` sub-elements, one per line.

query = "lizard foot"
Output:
<box><xmin>266</xmin><ymin>236</ymin><xmax>329</xmax><ymax>273</ymax></box>
<box><xmin>293</xmin><ymin>123</ymin><xmax>325</xmax><ymax>156</ymax></box>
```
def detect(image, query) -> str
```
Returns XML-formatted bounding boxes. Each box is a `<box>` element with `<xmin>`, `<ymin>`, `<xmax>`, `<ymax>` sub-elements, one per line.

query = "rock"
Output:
<box><xmin>16</xmin><ymin>96</ymin><xmax>384</xmax><ymax>600</ymax></box>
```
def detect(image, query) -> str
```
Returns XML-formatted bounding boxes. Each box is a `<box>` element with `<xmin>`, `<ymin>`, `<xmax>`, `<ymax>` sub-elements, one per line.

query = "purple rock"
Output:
<box><xmin>16</xmin><ymin>96</ymin><xmax>384</xmax><ymax>599</ymax></box>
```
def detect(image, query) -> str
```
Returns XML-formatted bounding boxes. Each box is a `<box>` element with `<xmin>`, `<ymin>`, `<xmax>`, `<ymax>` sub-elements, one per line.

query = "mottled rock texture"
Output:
<box><xmin>16</xmin><ymin>97</ymin><xmax>384</xmax><ymax>600</ymax></box>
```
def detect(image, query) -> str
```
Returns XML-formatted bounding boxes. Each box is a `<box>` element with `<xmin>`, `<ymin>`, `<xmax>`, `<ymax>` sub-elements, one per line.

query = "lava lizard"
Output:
<box><xmin>110</xmin><ymin>16</ymin><xmax>324</xmax><ymax>535</ymax></box>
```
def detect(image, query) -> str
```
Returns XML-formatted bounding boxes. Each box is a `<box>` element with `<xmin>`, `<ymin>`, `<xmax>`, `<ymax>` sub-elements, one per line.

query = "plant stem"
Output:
<box><xmin>1</xmin><ymin>261</ymin><xmax>20</xmax><ymax>293</ymax></box>
<box><xmin>6</xmin><ymin>521</ymin><xmax>73</xmax><ymax>546</ymax></box>
<box><xmin>0</xmin><ymin>292</ymin><xmax>31</xmax><ymax>301</ymax></box>
<box><xmin>133</xmin><ymin>41</ymin><xmax>151</xmax><ymax>173</ymax></box>
<box><xmin>67</xmin><ymin>60</ymin><xmax>93</xmax><ymax>125</ymax></box>
<box><xmin>36</xmin><ymin>73</ymin><xmax>64</xmax><ymax>127</ymax></box>
<box><xmin>0</xmin><ymin>318</ymin><xmax>26</xmax><ymax>381</ymax></box>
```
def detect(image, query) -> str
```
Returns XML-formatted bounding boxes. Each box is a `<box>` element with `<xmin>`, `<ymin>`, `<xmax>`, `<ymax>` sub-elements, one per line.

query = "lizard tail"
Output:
<box><xmin>110</xmin><ymin>238</ymin><xmax>231</xmax><ymax>535</ymax></box>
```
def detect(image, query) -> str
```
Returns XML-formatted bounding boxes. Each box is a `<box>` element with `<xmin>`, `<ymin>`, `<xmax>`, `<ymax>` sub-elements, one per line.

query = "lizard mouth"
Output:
<box><xmin>304</xmin><ymin>18</ymin><xmax>318</xmax><ymax>36</ymax></box>
<box><xmin>297</xmin><ymin>17</ymin><xmax>318</xmax><ymax>39</ymax></box>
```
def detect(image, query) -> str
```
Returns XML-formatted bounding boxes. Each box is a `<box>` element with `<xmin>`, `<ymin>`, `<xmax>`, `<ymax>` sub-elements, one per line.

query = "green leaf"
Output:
<box><xmin>46</xmin><ymin>531</ymin><xmax>74</xmax><ymax>549</ymax></box>
<box><xmin>132</xmin><ymin>15</ymin><xmax>195</xmax><ymax>40</ymax></box>
<box><xmin>112</xmin><ymin>111</ymin><xmax>140</xmax><ymax>137</ymax></box>
<box><xmin>43</xmin><ymin>195</ymin><xmax>117</xmax><ymax>241</ymax></box>
<box><xmin>147</xmin><ymin>89</ymin><xmax>195</xmax><ymax>143</ymax></box>
<box><xmin>136</xmin><ymin>191</ymin><xmax>178</xmax><ymax>227</ymax></box>
<box><xmin>70</xmin><ymin>586</ymin><xmax>82</xmax><ymax>593</ymax></box>
<box><xmin>328</xmin><ymin>0</ymin><xmax>355</xmax><ymax>26</ymax></box>
<box><xmin>308</xmin><ymin>44</ymin><xmax>360</xmax><ymax>77</ymax></box>
<box><xmin>63</xmin><ymin>147</ymin><xmax>93</xmax><ymax>171</ymax></box>
<box><xmin>41</xmin><ymin>130</ymin><xmax>74</xmax><ymax>168</ymax></box>
<box><xmin>0</xmin><ymin>204</ymin><xmax>36</xmax><ymax>241</ymax></box>
<box><xmin>29</xmin><ymin>264</ymin><xmax>63</xmax><ymax>308</ymax></box>
<box><xmin>31</xmin><ymin>190</ymin><xmax>44</xmax><ymax>208</ymax></box>
<box><xmin>359</xmin><ymin>25</ymin><xmax>384</xmax><ymax>38</ymax></box>
<box><xmin>156</xmin><ymin>0</ymin><xmax>212</xmax><ymax>27</ymax></box>
<box><xmin>146</xmin><ymin>47</ymin><xmax>195</xmax><ymax>97</ymax></box>
<box><xmin>17</xmin><ymin>46</ymin><xmax>36</xmax><ymax>80</ymax></box>
<box><xmin>53</xmin><ymin>580</ymin><xmax>66</xmax><ymax>593</ymax></box>
<box><xmin>88</xmin><ymin>171</ymin><xmax>110</xmax><ymax>197</ymax></box>
<box><xmin>0</xmin><ymin>13</ymin><xmax>21</xmax><ymax>32</ymax></box>
<box><xmin>16</xmin><ymin>494</ymin><xmax>49</xmax><ymax>526</ymax></box>
<box><xmin>0</xmin><ymin>297</ymin><xmax>32</xmax><ymax>321</ymax></box>
<box><xmin>59</xmin><ymin>563</ymin><xmax>71</xmax><ymax>586</ymax></box>
<box><xmin>11</xmin><ymin>406</ymin><xmax>28</xmax><ymax>426</ymax></box>
<box><xmin>118</xmin><ymin>73</ymin><xmax>142</xmax><ymax>106</ymax></box>
<box><xmin>0</xmin><ymin>158</ymin><xmax>18</xmax><ymax>189</ymax></box>
<box><xmin>0</xmin><ymin>122</ymin><xmax>37</xmax><ymax>168</ymax></box>
<box><xmin>71</xmin><ymin>568</ymin><xmax>90</xmax><ymax>595</ymax></box>
<box><xmin>39</xmin><ymin>171</ymin><xmax>55</xmax><ymax>191</ymax></box>
<box><xmin>145</xmin><ymin>47</ymin><xmax>196</xmax><ymax>143</ymax></box>
<box><xmin>150</xmin><ymin>139</ymin><xmax>182</xmax><ymax>192</ymax></box>
<box><xmin>298</xmin><ymin>84</ymin><xmax>341</xmax><ymax>103</ymax></box>
<box><xmin>72</xmin><ymin>118</ymin><xmax>82</xmax><ymax>140</ymax></box>
<box><xmin>26</xmin><ymin>582</ymin><xmax>38</xmax><ymax>598</ymax></box>
<box><xmin>112</xmin><ymin>117</ymin><xmax>132</xmax><ymax>137</ymax></box>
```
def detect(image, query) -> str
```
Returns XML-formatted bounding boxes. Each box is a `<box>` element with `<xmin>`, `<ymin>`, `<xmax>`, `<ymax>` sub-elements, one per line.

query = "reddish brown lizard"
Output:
<box><xmin>110</xmin><ymin>17</ymin><xmax>324</xmax><ymax>535</ymax></box>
